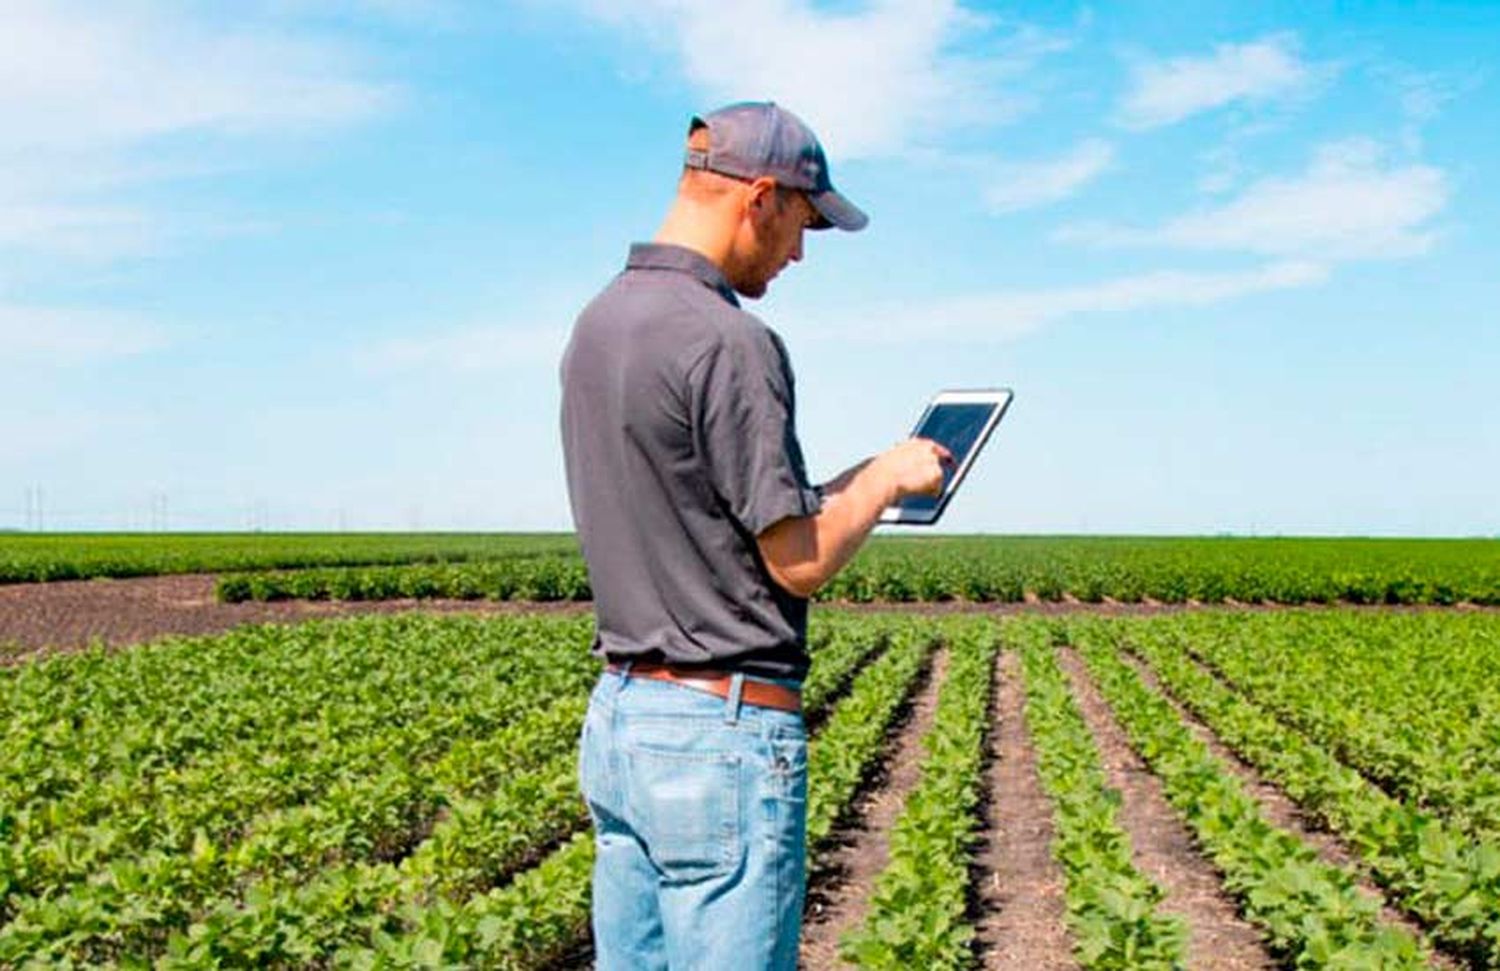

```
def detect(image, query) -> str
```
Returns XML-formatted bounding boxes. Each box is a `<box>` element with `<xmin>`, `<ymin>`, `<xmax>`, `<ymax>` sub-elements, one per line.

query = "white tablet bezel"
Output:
<box><xmin>878</xmin><ymin>388</ymin><xmax>1013</xmax><ymax>526</ymax></box>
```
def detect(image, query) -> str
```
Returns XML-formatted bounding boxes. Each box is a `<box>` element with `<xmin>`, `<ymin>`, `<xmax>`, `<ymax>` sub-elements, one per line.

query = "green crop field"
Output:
<box><xmin>3</xmin><ymin>607</ymin><xmax>1497</xmax><ymax>968</ymax></box>
<box><xmin>0</xmin><ymin>532</ymin><xmax>580</xmax><ymax>584</ymax></box>
<box><xmin>207</xmin><ymin>534</ymin><xmax>1500</xmax><ymax>606</ymax></box>
<box><xmin>9</xmin><ymin>534</ymin><xmax>1500</xmax><ymax>608</ymax></box>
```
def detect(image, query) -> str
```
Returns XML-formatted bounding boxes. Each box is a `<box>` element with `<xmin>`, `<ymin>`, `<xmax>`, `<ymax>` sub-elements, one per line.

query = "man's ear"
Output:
<box><xmin>750</xmin><ymin>176</ymin><xmax>779</xmax><ymax>206</ymax></box>
<box><xmin>745</xmin><ymin>176</ymin><xmax>779</xmax><ymax>224</ymax></box>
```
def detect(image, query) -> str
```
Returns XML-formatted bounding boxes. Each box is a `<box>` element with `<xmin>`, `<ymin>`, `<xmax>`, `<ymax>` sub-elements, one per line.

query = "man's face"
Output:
<box><xmin>732</xmin><ymin>186</ymin><xmax>817</xmax><ymax>299</ymax></box>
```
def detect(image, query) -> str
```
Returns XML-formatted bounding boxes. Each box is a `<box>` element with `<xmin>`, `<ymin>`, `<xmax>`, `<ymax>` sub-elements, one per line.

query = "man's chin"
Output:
<box><xmin>734</xmin><ymin>279</ymin><xmax>770</xmax><ymax>300</ymax></box>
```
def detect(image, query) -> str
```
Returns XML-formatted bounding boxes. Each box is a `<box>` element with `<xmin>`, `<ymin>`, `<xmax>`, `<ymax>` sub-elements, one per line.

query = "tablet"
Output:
<box><xmin>879</xmin><ymin>388</ymin><xmax>1013</xmax><ymax>526</ymax></box>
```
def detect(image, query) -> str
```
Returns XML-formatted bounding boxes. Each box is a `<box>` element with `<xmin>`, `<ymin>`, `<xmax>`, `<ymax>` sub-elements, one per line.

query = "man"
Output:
<box><xmin>559</xmin><ymin>101</ymin><xmax>951</xmax><ymax>970</ymax></box>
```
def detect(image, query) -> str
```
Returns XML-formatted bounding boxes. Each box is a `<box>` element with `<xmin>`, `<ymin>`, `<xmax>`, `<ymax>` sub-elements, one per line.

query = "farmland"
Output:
<box><xmin>3</xmin><ymin>598</ymin><xmax>1498</xmax><ymax>968</ymax></box>
<box><xmin>0</xmin><ymin>533</ymin><xmax>578</xmax><ymax>585</ymax></box>
<box><xmin>5</xmin><ymin>533</ymin><xmax>1500</xmax><ymax>606</ymax></box>
<box><xmin>209</xmin><ymin>534</ymin><xmax>1500</xmax><ymax>606</ymax></box>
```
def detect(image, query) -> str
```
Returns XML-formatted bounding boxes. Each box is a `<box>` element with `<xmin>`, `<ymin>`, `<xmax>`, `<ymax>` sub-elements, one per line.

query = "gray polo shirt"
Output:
<box><xmin>559</xmin><ymin>242</ymin><xmax>823</xmax><ymax>681</ymax></box>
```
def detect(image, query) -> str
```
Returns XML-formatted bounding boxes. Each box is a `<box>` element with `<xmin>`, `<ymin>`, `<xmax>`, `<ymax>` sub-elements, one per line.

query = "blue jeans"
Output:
<box><xmin>578</xmin><ymin>667</ymin><xmax>809</xmax><ymax>970</ymax></box>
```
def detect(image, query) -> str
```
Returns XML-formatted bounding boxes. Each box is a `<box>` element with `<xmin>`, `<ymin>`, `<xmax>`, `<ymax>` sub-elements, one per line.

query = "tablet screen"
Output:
<box><xmin>893</xmin><ymin>402</ymin><xmax>999</xmax><ymax>517</ymax></box>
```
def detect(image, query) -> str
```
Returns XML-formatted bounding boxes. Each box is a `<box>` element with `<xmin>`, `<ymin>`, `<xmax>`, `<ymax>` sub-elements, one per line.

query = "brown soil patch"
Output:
<box><xmin>1119</xmin><ymin>650</ymin><xmax>1460</xmax><ymax>969</ymax></box>
<box><xmin>0</xmin><ymin>574</ymin><xmax>588</xmax><ymax>664</ymax></box>
<box><xmin>1054</xmin><ymin>647</ymin><xmax>1274</xmax><ymax>970</ymax></box>
<box><xmin>975</xmin><ymin>650</ymin><xmax>1076</xmax><ymax>971</ymax></box>
<box><xmin>799</xmin><ymin>648</ymin><xmax>949</xmax><ymax>969</ymax></box>
<box><xmin>2</xmin><ymin>573</ymin><xmax>1491</xmax><ymax>667</ymax></box>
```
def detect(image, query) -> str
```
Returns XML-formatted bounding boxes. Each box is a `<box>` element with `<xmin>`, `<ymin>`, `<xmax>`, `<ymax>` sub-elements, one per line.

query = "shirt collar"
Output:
<box><xmin>625</xmin><ymin>242</ymin><xmax>740</xmax><ymax>307</ymax></box>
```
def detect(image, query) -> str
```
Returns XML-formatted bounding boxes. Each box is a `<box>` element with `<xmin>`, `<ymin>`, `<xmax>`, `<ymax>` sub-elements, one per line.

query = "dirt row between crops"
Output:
<box><xmin>6</xmin><ymin>572</ymin><xmax>1492</xmax><ymax>665</ymax></box>
<box><xmin>797</xmin><ymin>645</ymin><xmax>1084</xmax><ymax>971</ymax></box>
<box><xmin>0</xmin><ymin>574</ymin><xmax>1217</xmax><ymax>663</ymax></box>
<box><xmin>1055</xmin><ymin>647</ymin><xmax>1277</xmax><ymax>969</ymax></box>
<box><xmin>975</xmin><ymin>650</ymin><xmax>1075</xmax><ymax>970</ymax></box>
<box><xmin>1116</xmin><ymin>649</ymin><xmax>1461</xmax><ymax>969</ymax></box>
<box><xmin>799</xmin><ymin>640</ymin><xmax>1464</xmax><ymax>970</ymax></box>
<box><xmin>800</xmin><ymin>647</ymin><xmax>948</xmax><ymax>968</ymax></box>
<box><xmin>0</xmin><ymin>574</ymin><xmax>589</xmax><ymax>664</ymax></box>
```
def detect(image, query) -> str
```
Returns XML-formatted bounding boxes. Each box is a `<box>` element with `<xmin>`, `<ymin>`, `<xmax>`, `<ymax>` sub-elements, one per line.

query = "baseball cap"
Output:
<box><xmin>685</xmin><ymin>101</ymin><xmax>868</xmax><ymax>232</ymax></box>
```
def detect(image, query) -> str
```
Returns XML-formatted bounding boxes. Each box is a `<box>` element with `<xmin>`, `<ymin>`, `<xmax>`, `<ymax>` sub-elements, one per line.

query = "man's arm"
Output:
<box><xmin>756</xmin><ymin>438</ymin><xmax>950</xmax><ymax>599</ymax></box>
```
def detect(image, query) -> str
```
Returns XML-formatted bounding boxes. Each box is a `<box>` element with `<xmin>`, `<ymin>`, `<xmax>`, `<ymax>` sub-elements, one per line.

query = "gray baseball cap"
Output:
<box><xmin>685</xmin><ymin>101</ymin><xmax>868</xmax><ymax>232</ymax></box>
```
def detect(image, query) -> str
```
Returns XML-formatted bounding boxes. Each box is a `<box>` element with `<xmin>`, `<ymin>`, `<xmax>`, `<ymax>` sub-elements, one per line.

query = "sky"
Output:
<box><xmin>2</xmin><ymin>0</ymin><xmax>1497</xmax><ymax>536</ymax></box>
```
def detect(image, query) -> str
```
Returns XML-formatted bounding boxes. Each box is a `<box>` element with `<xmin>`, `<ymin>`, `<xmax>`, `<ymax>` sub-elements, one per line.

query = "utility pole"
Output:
<box><xmin>150</xmin><ymin>492</ymin><xmax>169</xmax><ymax>532</ymax></box>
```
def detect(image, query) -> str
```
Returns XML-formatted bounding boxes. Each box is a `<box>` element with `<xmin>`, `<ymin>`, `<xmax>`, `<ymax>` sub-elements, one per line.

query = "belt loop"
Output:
<box><xmin>613</xmin><ymin>660</ymin><xmax>633</xmax><ymax>700</ymax></box>
<box><xmin>724</xmin><ymin>673</ymin><xmax>745</xmax><ymax>724</ymax></box>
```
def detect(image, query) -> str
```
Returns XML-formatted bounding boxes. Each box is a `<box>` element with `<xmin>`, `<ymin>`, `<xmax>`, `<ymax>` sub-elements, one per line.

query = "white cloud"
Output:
<box><xmin>1377</xmin><ymin>63</ymin><xmax>1485</xmax><ymax>154</ymax></box>
<box><xmin>0</xmin><ymin>1</ymin><xmax>393</xmax><ymax>150</ymax></box>
<box><xmin>0</xmin><ymin>305</ymin><xmax>170</xmax><ymax>363</ymax></box>
<box><xmin>1057</xmin><ymin>139</ymin><xmax>1448</xmax><ymax>261</ymax></box>
<box><xmin>571</xmin><ymin>0</ymin><xmax>1063</xmax><ymax>159</ymax></box>
<box><xmin>0</xmin><ymin>201</ymin><xmax>155</xmax><ymax>261</ymax></box>
<box><xmin>817</xmin><ymin>261</ymin><xmax>1328</xmax><ymax>344</ymax></box>
<box><xmin>1118</xmin><ymin>34</ymin><xmax>1315</xmax><ymax>130</ymax></box>
<box><xmin>357</xmin><ymin>324</ymin><xmax>570</xmax><ymax>373</ymax></box>
<box><xmin>983</xmin><ymin>139</ymin><xmax>1115</xmax><ymax>213</ymax></box>
<box><xmin>265</xmin><ymin>0</ymin><xmax>455</xmax><ymax>25</ymax></box>
<box><xmin>0</xmin><ymin>0</ymin><xmax>396</xmax><ymax>260</ymax></box>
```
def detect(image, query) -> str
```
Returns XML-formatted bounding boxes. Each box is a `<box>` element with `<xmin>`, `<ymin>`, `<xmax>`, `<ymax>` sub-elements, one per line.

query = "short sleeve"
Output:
<box><xmin>688</xmin><ymin>323</ymin><xmax>823</xmax><ymax>536</ymax></box>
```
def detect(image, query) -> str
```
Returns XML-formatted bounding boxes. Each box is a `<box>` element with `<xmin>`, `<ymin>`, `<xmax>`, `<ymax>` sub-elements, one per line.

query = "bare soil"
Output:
<box><xmin>1118</xmin><ymin>649</ymin><xmax>1460</xmax><ymax>969</ymax></box>
<box><xmin>1054</xmin><ymin>647</ymin><xmax>1275</xmax><ymax>970</ymax></box>
<box><xmin>799</xmin><ymin>649</ymin><xmax>949</xmax><ymax>969</ymax></box>
<box><xmin>0</xmin><ymin>574</ymin><xmax>588</xmax><ymax>664</ymax></box>
<box><xmin>2</xmin><ymin>573</ymin><xmax>1491</xmax><ymax>666</ymax></box>
<box><xmin>974</xmin><ymin>650</ymin><xmax>1076</xmax><ymax>971</ymax></box>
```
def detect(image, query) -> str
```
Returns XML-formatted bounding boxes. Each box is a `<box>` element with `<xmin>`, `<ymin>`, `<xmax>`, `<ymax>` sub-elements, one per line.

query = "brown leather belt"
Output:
<box><xmin>607</xmin><ymin>662</ymin><xmax>802</xmax><ymax>713</ymax></box>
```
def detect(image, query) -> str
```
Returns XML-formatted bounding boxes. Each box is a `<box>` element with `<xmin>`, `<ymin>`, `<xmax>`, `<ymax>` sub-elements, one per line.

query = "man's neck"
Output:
<box><xmin>654</xmin><ymin>202</ymin><xmax>735</xmax><ymax>274</ymax></box>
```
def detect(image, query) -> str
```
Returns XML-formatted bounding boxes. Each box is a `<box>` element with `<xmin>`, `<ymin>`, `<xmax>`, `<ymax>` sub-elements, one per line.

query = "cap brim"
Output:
<box><xmin>808</xmin><ymin>188</ymin><xmax>868</xmax><ymax>232</ymax></box>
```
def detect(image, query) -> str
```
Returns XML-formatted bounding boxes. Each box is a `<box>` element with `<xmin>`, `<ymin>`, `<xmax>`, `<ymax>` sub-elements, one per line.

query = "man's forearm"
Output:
<box><xmin>756</xmin><ymin>456</ymin><xmax>895</xmax><ymax>598</ymax></box>
<box><xmin>816</xmin><ymin>458</ymin><xmax>872</xmax><ymax>500</ymax></box>
<box><xmin>810</xmin><ymin>458</ymin><xmax>892</xmax><ymax>584</ymax></box>
<box><xmin>761</xmin><ymin>436</ymin><xmax>948</xmax><ymax>599</ymax></box>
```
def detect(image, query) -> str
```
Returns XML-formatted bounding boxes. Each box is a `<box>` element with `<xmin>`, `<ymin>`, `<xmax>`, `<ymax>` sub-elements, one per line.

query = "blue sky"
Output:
<box><xmin>3</xmin><ymin>1</ymin><xmax>1497</xmax><ymax>535</ymax></box>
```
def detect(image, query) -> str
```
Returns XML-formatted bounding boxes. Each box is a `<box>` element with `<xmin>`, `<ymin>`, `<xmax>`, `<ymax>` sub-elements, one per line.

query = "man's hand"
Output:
<box><xmin>875</xmin><ymin>437</ymin><xmax>953</xmax><ymax>501</ymax></box>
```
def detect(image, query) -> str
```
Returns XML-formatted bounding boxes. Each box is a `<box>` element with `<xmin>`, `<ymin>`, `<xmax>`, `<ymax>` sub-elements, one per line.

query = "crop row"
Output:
<box><xmin>0</xmin><ymin>617</ymin><xmax>601</xmax><ymax>964</ymax></box>
<box><xmin>326</xmin><ymin>618</ymin><xmax>936</xmax><ymax>970</ymax></box>
<box><xmin>1</xmin><ymin>616</ymin><xmax>597</xmax><ymax>914</ymax></box>
<box><xmin>1015</xmin><ymin>621</ymin><xmax>1186</xmax><ymax>969</ymax></box>
<box><xmin>1067</xmin><ymin>620</ymin><xmax>1431</xmax><ymax>967</ymax></box>
<box><xmin>830</xmin><ymin>536</ymin><xmax>1500</xmax><ymax>606</ymax></box>
<box><xmin>0</xmin><ymin>533</ymin><xmax>579</xmax><ymax>584</ymax></box>
<box><xmin>840</xmin><ymin>617</ymin><xmax>1001</xmax><ymax>968</ymax></box>
<box><xmin>1118</xmin><ymin>620</ymin><xmax>1500</xmax><ymax>966</ymax></box>
<box><xmin>1167</xmin><ymin>611</ymin><xmax>1500</xmax><ymax>840</ymax></box>
<box><xmin>214</xmin><ymin>535</ymin><xmax>1500</xmax><ymax>606</ymax></box>
<box><xmin>0</xmin><ymin>611</ymin><xmax>917</xmax><ymax>967</ymax></box>
<box><xmin>214</xmin><ymin>558</ymin><xmax>590</xmax><ymax>604</ymax></box>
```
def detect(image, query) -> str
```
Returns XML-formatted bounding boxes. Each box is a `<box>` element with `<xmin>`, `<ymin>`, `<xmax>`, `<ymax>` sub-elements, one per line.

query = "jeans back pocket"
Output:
<box><xmin>625</xmin><ymin>742</ymin><xmax>742</xmax><ymax>883</ymax></box>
